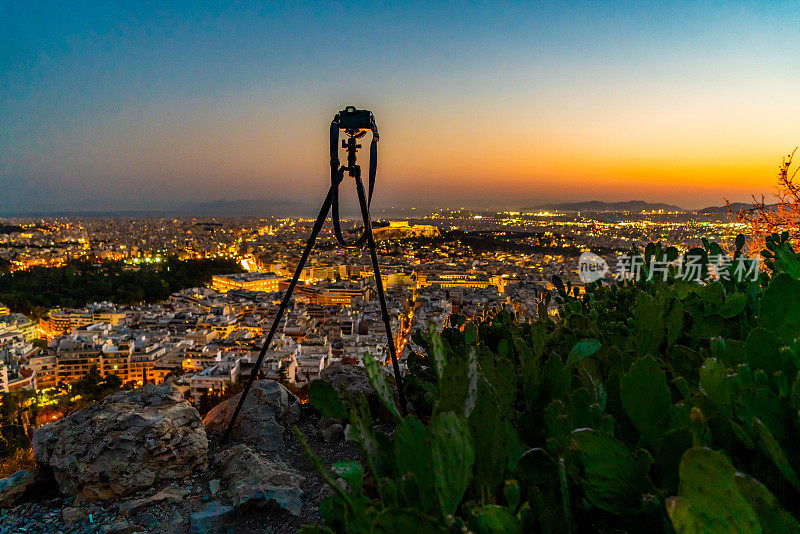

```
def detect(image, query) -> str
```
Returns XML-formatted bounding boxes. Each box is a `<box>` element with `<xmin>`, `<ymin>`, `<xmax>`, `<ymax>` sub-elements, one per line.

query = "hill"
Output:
<box><xmin>522</xmin><ymin>200</ymin><xmax>683</xmax><ymax>212</ymax></box>
<box><xmin>698</xmin><ymin>202</ymin><xmax>780</xmax><ymax>215</ymax></box>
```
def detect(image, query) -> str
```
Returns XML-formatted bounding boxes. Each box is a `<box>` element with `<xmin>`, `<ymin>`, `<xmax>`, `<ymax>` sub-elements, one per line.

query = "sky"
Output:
<box><xmin>2</xmin><ymin>1</ymin><xmax>799</xmax><ymax>213</ymax></box>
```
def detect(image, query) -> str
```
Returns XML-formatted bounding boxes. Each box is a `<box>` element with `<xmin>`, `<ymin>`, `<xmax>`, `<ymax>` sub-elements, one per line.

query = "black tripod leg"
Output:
<box><xmin>223</xmin><ymin>187</ymin><xmax>334</xmax><ymax>442</ymax></box>
<box><xmin>354</xmin><ymin>175</ymin><xmax>408</xmax><ymax>416</ymax></box>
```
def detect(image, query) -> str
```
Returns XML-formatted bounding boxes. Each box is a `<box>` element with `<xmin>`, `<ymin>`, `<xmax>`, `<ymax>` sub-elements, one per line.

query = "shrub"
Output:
<box><xmin>300</xmin><ymin>235</ymin><xmax>800</xmax><ymax>533</ymax></box>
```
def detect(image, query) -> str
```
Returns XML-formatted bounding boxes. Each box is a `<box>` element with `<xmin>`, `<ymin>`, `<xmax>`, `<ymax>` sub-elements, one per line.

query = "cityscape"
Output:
<box><xmin>0</xmin><ymin>206</ymin><xmax>742</xmax><ymax>401</ymax></box>
<box><xmin>2</xmin><ymin>1</ymin><xmax>799</xmax><ymax>533</ymax></box>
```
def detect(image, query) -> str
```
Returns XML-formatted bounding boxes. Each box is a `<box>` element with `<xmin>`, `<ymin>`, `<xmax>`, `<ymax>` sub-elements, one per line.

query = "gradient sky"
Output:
<box><xmin>2</xmin><ymin>1</ymin><xmax>799</xmax><ymax>213</ymax></box>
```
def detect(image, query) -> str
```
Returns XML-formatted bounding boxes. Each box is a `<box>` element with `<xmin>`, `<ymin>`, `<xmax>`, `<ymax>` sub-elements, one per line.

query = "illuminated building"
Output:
<box><xmin>24</xmin><ymin>353</ymin><xmax>58</xmax><ymax>389</ymax></box>
<box><xmin>101</xmin><ymin>342</ymin><xmax>134</xmax><ymax>382</ymax></box>
<box><xmin>40</xmin><ymin>310</ymin><xmax>94</xmax><ymax>337</ymax></box>
<box><xmin>211</xmin><ymin>272</ymin><xmax>287</xmax><ymax>293</ymax></box>
<box><xmin>55</xmin><ymin>340</ymin><xmax>102</xmax><ymax>383</ymax></box>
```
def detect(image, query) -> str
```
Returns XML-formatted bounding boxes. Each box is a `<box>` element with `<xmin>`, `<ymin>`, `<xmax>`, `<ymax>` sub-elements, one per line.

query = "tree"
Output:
<box><xmin>731</xmin><ymin>148</ymin><xmax>800</xmax><ymax>254</ymax></box>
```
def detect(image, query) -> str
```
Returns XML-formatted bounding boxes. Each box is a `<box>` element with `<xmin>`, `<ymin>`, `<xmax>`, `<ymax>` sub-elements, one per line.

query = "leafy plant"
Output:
<box><xmin>299</xmin><ymin>236</ymin><xmax>800</xmax><ymax>532</ymax></box>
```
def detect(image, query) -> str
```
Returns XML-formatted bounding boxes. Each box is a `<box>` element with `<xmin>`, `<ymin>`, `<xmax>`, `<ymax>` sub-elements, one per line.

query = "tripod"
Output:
<box><xmin>223</xmin><ymin>108</ymin><xmax>408</xmax><ymax>441</ymax></box>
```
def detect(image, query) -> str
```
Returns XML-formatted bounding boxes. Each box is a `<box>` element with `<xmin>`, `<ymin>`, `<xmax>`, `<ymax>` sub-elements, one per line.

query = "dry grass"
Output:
<box><xmin>0</xmin><ymin>447</ymin><xmax>35</xmax><ymax>479</ymax></box>
<box><xmin>729</xmin><ymin>148</ymin><xmax>800</xmax><ymax>254</ymax></box>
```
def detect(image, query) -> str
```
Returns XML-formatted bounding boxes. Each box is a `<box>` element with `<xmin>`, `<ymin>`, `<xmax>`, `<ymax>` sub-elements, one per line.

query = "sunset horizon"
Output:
<box><xmin>3</xmin><ymin>2</ymin><xmax>798</xmax><ymax>212</ymax></box>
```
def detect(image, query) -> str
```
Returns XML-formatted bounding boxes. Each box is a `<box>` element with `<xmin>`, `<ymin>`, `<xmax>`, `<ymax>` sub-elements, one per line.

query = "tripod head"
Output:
<box><xmin>331</xmin><ymin>106</ymin><xmax>379</xmax><ymax>180</ymax></box>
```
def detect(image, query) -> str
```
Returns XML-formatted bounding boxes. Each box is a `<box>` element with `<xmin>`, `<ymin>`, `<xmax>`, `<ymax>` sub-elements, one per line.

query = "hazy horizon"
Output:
<box><xmin>3</xmin><ymin>2</ymin><xmax>798</xmax><ymax>213</ymax></box>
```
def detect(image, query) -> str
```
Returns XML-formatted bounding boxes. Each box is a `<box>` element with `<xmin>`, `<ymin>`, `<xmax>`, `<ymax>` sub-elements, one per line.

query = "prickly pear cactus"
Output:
<box><xmin>431</xmin><ymin>411</ymin><xmax>475</xmax><ymax>520</ymax></box>
<box><xmin>468</xmin><ymin>504</ymin><xmax>522</xmax><ymax>534</ymax></box>
<box><xmin>428</xmin><ymin>322</ymin><xmax>449</xmax><ymax>381</ymax></box>
<box><xmin>394</xmin><ymin>415</ymin><xmax>434</xmax><ymax>512</ymax></box>
<box><xmin>734</xmin><ymin>472</ymin><xmax>800</xmax><ymax>533</ymax></box>
<box><xmin>569</xmin><ymin>429</ymin><xmax>650</xmax><ymax>515</ymax></box>
<box><xmin>435</xmin><ymin>348</ymin><xmax>477</xmax><ymax>417</ymax></box>
<box><xmin>667</xmin><ymin>447</ymin><xmax>760</xmax><ymax>533</ymax></box>
<box><xmin>634</xmin><ymin>291</ymin><xmax>663</xmax><ymax>356</ymax></box>
<box><xmin>759</xmin><ymin>274</ymin><xmax>800</xmax><ymax>343</ymax></box>
<box><xmin>362</xmin><ymin>351</ymin><xmax>401</xmax><ymax>420</ymax></box>
<box><xmin>308</xmin><ymin>379</ymin><xmax>348</xmax><ymax>420</ymax></box>
<box><xmin>620</xmin><ymin>355</ymin><xmax>671</xmax><ymax>450</ymax></box>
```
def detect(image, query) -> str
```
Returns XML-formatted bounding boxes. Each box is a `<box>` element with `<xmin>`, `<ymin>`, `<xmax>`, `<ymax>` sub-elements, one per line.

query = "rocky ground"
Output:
<box><xmin>0</xmin><ymin>369</ymin><xmax>375</xmax><ymax>534</ymax></box>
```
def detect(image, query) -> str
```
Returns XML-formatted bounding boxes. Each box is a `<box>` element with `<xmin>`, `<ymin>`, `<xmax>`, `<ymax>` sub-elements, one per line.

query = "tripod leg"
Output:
<box><xmin>354</xmin><ymin>175</ymin><xmax>409</xmax><ymax>416</ymax></box>
<box><xmin>223</xmin><ymin>187</ymin><xmax>334</xmax><ymax>442</ymax></box>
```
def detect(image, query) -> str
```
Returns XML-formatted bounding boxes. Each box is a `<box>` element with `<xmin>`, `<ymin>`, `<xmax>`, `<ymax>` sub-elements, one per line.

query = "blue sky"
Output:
<box><xmin>2</xmin><ymin>1</ymin><xmax>799</xmax><ymax>212</ymax></box>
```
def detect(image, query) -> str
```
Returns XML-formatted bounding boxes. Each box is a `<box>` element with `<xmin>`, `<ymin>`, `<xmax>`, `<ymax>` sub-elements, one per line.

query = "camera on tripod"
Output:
<box><xmin>224</xmin><ymin>105</ymin><xmax>406</xmax><ymax>441</ymax></box>
<box><xmin>335</xmin><ymin>106</ymin><xmax>374</xmax><ymax>137</ymax></box>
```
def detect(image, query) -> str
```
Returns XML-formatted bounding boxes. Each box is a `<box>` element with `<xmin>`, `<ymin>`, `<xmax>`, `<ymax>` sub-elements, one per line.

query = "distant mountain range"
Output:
<box><xmin>520</xmin><ymin>200</ymin><xmax>782</xmax><ymax>215</ymax></box>
<box><xmin>697</xmin><ymin>202</ymin><xmax>778</xmax><ymax>215</ymax></box>
<box><xmin>522</xmin><ymin>200</ymin><xmax>683</xmax><ymax>213</ymax></box>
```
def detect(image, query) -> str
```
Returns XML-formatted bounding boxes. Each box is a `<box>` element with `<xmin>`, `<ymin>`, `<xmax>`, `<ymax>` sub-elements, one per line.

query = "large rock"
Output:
<box><xmin>319</xmin><ymin>363</ymin><xmax>374</xmax><ymax>401</ymax></box>
<box><xmin>213</xmin><ymin>444</ymin><xmax>304</xmax><ymax>516</ymax></box>
<box><xmin>203</xmin><ymin>380</ymin><xmax>299</xmax><ymax>456</ymax></box>
<box><xmin>0</xmin><ymin>470</ymin><xmax>36</xmax><ymax>507</ymax></box>
<box><xmin>32</xmin><ymin>383</ymin><xmax>208</xmax><ymax>501</ymax></box>
<box><xmin>190</xmin><ymin>500</ymin><xmax>234</xmax><ymax>534</ymax></box>
<box><xmin>320</xmin><ymin>363</ymin><xmax>401</xmax><ymax>419</ymax></box>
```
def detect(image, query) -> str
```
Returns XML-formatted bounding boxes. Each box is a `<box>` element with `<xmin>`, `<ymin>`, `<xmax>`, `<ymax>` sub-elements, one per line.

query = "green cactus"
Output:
<box><xmin>308</xmin><ymin>379</ymin><xmax>348</xmax><ymax>420</ymax></box>
<box><xmin>362</xmin><ymin>351</ymin><xmax>401</xmax><ymax>421</ymax></box>
<box><xmin>427</xmin><ymin>322</ymin><xmax>449</xmax><ymax>381</ymax></box>
<box><xmin>634</xmin><ymin>291</ymin><xmax>663</xmax><ymax>355</ymax></box>
<box><xmin>569</xmin><ymin>429</ymin><xmax>650</xmax><ymax>515</ymax></box>
<box><xmin>620</xmin><ymin>355</ymin><xmax>671</xmax><ymax>450</ymax></box>
<box><xmin>734</xmin><ymin>472</ymin><xmax>800</xmax><ymax>533</ymax></box>
<box><xmin>331</xmin><ymin>460</ymin><xmax>364</xmax><ymax>492</ymax></box>
<box><xmin>698</xmin><ymin>358</ymin><xmax>735</xmax><ymax>412</ymax></box>
<box><xmin>747</xmin><ymin>417</ymin><xmax>800</xmax><ymax>492</ymax></box>
<box><xmin>745</xmin><ymin>328</ymin><xmax>795</xmax><ymax>379</ymax></box>
<box><xmin>719</xmin><ymin>292</ymin><xmax>748</xmax><ymax>318</ymax></box>
<box><xmin>667</xmin><ymin>447</ymin><xmax>760</xmax><ymax>534</ymax></box>
<box><xmin>394</xmin><ymin>415</ymin><xmax>434</xmax><ymax>512</ymax></box>
<box><xmin>760</xmin><ymin>273</ymin><xmax>800</xmax><ymax>343</ymax></box>
<box><xmin>665</xmin><ymin>297</ymin><xmax>684</xmax><ymax>347</ymax></box>
<box><xmin>503</xmin><ymin>479</ymin><xmax>520</xmax><ymax>512</ymax></box>
<box><xmin>515</xmin><ymin>447</ymin><xmax>559</xmax><ymax>485</ymax></box>
<box><xmin>345</xmin><ymin>401</ymin><xmax>390</xmax><ymax>480</ymax></box>
<box><xmin>296</xmin><ymin>239</ymin><xmax>800</xmax><ymax>533</ymax></box>
<box><xmin>564</xmin><ymin>339</ymin><xmax>600</xmax><ymax>368</ymax></box>
<box><xmin>469</xmin><ymin>379</ymin><xmax>507</xmax><ymax>497</ymax></box>
<box><xmin>468</xmin><ymin>504</ymin><xmax>522</xmax><ymax>534</ymax></box>
<box><xmin>370</xmin><ymin>507</ymin><xmax>447</xmax><ymax>533</ymax></box>
<box><xmin>435</xmin><ymin>347</ymin><xmax>476</xmax><ymax>416</ymax></box>
<box><xmin>431</xmin><ymin>411</ymin><xmax>475</xmax><ymax>520</ymax></box>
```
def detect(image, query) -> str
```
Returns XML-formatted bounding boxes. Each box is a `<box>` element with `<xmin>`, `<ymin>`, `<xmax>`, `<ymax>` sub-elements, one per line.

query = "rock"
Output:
<box><xmin>214</xmin><ymin>443</ymin><xmax>304</xmax><ymax>516</ymax></box>
<box><xmin>190</xmin><ymin>500</ymin><xmax>233</xmax><ymax>534</ymax></box>
<box><xmin>138</xmin><ymin>511</ymin><xmax>161</xmax><ymax>531</ymax></box>
<box><xmin>319</xmin><ymin>363</ymin><xmax>374</xmax><ymax>401</ymax></box>
<box><xmin>317</xmin><ymin>415</ymin><xmax>338</xmax><ymax>431</ymax></box>
<box><xmin>119</xmin><ymin>485</ymin><xmax>188</xmax><ymax>515</ymax></box>
<box><xmin>0</xmin><ymin>470</ymin><xmax>36</xmax><ymax>508</ymax></box>
<box><xmin>320</xmin><ymin>423</ymin><xmax>344</xmax><ymax>443</ymax></box>
<box><xmin>203</xmin><ymin>380</ymin><xmax>300</xmax><ymax>456</ymax></box>
<box><xmin>320</xmin><ymin>363</ymin><xmax>400</xmax><ymax>419</ymax></box>
<box><xmin>103</xmin><ymin>518</ymin><xmax>135</xmax><ymax>534</ymax></box>
<box><xmin>62</xmin><ymin>504</ymin><xmax>99</xmax><ymax>526</ymax></box>
<box><xmin>33</xmin><ymin>383</ymin><xmax>208</xmax><ymax>501</ymax></box>
<box><xmin>208</xmin><ymin>479</ymin><xmax>221</xmax><ymax>497</ymax></box>
<box><xmin>166</xmin><ymin>510</ymin><xmax>185</xmax><ymax>530</ymax></box>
